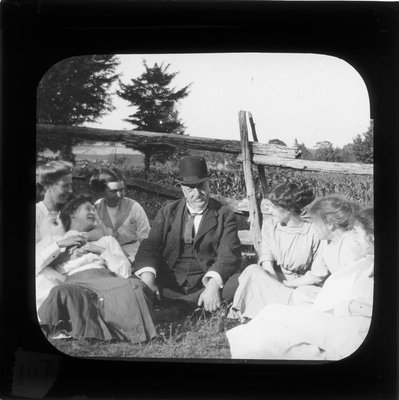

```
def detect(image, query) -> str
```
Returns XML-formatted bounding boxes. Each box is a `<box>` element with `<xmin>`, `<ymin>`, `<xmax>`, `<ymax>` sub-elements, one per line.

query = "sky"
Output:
<box><xmin>84</xmin><ymin>53</ymin><xmax>371</xmax><ymax>149</ymax></box>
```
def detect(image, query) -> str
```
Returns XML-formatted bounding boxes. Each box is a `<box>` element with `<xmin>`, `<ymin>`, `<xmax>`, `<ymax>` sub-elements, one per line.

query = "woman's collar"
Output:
<box><xmin>276</xmin><ymin>220</ymin><xmax>311</xmax><ymax>235</ymax></box>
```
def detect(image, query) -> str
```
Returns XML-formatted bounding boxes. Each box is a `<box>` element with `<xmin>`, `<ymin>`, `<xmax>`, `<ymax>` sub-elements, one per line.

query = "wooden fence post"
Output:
<box><xmin>239</xmin><ymin>110</ymin><xmax>262</xmax><ymax>256</ymax></box>
<box><xmin>248</xmin><ymin>112</ymin><xmax>268</xmax><ymax>197</ymax></box>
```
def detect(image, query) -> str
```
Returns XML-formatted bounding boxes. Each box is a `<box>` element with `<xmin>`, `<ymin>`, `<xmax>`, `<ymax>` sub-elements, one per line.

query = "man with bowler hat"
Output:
<box><xmin>132</xmin><ymin>156</ymin><xmax>242</xmax><ymax>312</ymax></box>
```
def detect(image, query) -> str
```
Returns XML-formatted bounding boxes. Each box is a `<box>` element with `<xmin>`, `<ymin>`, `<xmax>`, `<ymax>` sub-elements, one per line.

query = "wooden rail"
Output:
<box><xmin>37</xmin><ymin>124</ymin><xmax>297</xmax><ymax>159</ymax></box>
<box><xmin>38</xmin><ymin>124</ymin><xmax>373</xmax><ymax>175</ymax></box>
<box><xmin>237</xmin><ymin>154</ymin><xmax>373</xmax><ymax>175</ymax></box>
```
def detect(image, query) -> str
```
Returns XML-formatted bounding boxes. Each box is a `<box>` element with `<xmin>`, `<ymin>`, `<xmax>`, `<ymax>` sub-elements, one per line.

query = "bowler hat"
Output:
<box><xmin>176</xmin><ymin>156</ymin><xmax>210</xmax><ymax>186</ymax></box>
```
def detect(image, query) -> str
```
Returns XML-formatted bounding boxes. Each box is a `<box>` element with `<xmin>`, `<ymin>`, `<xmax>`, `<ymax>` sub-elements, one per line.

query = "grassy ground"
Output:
<box><xmin>48</xmin><ymin>303</ymin><xmax>241</xmax><ymax>359</ymax></box>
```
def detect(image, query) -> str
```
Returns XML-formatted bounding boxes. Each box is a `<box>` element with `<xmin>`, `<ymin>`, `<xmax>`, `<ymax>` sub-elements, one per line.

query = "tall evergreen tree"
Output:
<box><xmin>118</xmin><ymin>61</ymin><xmax>191</xmax><ymax>170</ymax></box>
<box><xmin>37</xmin><ymin>55</ymin><xmax>120</xmax><ymax>160</ymax></box>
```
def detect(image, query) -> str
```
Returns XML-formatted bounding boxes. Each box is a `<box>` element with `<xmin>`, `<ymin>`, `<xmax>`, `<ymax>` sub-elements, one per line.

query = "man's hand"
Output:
<box><xmin>197</xmin><ymin>278</ymin><xmax>221</xmax><ymax>312</ymax></box>
<box><xmin>140</xmin><ymin>272</ymin><xmax>161</xmax><ymax>301</ymax></box>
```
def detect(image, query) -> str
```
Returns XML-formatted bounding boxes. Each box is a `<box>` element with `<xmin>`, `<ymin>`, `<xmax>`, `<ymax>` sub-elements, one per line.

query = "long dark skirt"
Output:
<box><xmin>38</xmin><ymin>268</ymin><xmax>157</xmax><ymax>343</ymax></box>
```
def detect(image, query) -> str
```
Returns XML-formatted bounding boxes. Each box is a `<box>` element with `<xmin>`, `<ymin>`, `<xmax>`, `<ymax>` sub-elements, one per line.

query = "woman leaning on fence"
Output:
<box><xmin>228</xmin><ymin>180</ymin><xmax>320</xmax><ymax>320</ymax></box>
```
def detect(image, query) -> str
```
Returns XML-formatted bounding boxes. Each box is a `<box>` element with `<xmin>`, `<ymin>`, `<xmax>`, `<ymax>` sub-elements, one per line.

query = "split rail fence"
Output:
<box><xmin>37</xmin><ymin>111</ymin><xmax>373</xmax><ymax>257</ymax></box>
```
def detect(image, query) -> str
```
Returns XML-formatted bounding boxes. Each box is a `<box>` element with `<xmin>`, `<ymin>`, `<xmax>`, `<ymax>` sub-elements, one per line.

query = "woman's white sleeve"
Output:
<box><xmin>302</xmin><ymin>244</ymin><xmax>329</xmax><ymax>285</ymax></box>
<box><xmin>35</xmin><ymin>237</ymin><xmax>62</xmax><ymax>276</ymax></box>
<box><xmin>98</xmin><ymin>236</ymin><xmax>131</xmax><ymax>278</ymax></box>
<box><xmin>258</xmin><ymin>218</ymin><xmax>275</xmax><ymax>265</ymax></box>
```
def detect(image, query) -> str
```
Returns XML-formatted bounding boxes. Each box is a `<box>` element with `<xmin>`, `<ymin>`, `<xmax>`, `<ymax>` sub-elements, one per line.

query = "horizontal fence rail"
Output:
<box><xmin>38</xmin><ymin>124</ymin><xmax>373</xmax><ymax>176</ymax></box>
<box><xmin>37</xmin><ymin>124</ymin><xmax>297</xmax><ymax>159</ymax></box>
<box><xmin>236</xmin><ymin>154</ymin><xmax>373</xmax><ymax>175</ymax></box>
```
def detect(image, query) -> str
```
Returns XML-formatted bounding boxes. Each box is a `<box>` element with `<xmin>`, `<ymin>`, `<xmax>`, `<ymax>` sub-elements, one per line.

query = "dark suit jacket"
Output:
<box><xmin>132</xmin><ymin>198</ymin><xmax>242</xmax><ymax>287</ymax></box>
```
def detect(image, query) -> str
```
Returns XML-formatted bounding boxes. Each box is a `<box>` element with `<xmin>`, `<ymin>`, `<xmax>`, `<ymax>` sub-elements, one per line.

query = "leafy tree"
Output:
<box><xmin>313</xmin><ymin>141</ymin><xmax>334</xmax><ymax>161</ymax></box>
<box><xmin>268</xmin><ymin>138</ymin><xmax>287</xmax><ymax>146</ymax></box>
<box><xmin>296</xmin><ymin>142</ymin><xmax>314</xmax><ymax>160</ymax></box>
<box><xmin>37</xmin><ymin>55</ymin><xmax>120</xmax><ymax>160</ymax></box>
<box><xmin>352</xmin><ymin>121</ymin><xmax>373</xmax><ymax>163</ymax></box>
<box><xmin>118</xmin><ymin>61</ymin><xmax>191</xmax><ymax>170</ymax></box>
<box><xmin>341</xmin><ymin>143</ymin><xmax>357</xmax><ymax>163</ymax></box>
<box><xmin>312</xmin><ymin>141</ymin><xmax>346</xmax><ymax>162</ymax></box>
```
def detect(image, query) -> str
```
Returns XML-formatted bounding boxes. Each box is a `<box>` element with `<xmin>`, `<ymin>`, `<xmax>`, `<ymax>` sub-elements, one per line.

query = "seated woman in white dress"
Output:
<box><xmin>226</xmin><ymin>206</ymin><xmax>374</xmax><ymax>361</ymax></box>
<box><xmin>229</xmin><ymin>181</ymin><xmax>320</xmax><ymax>320</ymax></box>
<box><xmin>37</xmin><ymin>194</ymin><xmax>157</xmax><ymax>343</ymax></box>
<box><xmin>90</xmin><ymin>168</ymin><xmax>151</xmax><ymax>262</ymax></box>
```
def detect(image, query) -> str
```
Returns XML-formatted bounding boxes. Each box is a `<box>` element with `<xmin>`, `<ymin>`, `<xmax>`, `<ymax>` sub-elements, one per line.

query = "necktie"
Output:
<box><xmin>184</xmin><ymin>213</ymin><xmax>196</xmax><ymax>244</ymax></box>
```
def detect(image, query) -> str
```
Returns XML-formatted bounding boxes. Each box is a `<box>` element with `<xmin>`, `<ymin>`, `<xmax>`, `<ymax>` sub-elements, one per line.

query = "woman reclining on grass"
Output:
<box><xmin>36</xmin><ymin>194</ymin><xmax>157</xmax><ymax>343</ymax></box>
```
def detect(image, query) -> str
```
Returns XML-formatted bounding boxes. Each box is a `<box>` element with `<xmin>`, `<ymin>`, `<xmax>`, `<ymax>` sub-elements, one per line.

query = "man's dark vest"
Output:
<box><xmin>172</xmin><ymin>209</ymin><xmax>205</xmax><ymax>294</ymax></box>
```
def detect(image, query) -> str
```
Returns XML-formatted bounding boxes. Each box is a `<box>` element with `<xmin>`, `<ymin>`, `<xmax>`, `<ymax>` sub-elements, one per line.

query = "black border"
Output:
<box><xmin>2</xmin><ymin>1</ymin><xmax>398</xmax><ymax>399</ymax></box>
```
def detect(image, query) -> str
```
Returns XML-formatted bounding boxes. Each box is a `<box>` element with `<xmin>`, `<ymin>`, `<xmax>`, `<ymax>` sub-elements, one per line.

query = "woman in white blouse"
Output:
<box><xmin>229</xmin><ymin>181</ymin><xmax>320</xmax><ymax>320</ymax></box>
<box><xmin>90</xmin><ymin>168</ymin><xmax>150</xmax><ymax>262</ymax></box>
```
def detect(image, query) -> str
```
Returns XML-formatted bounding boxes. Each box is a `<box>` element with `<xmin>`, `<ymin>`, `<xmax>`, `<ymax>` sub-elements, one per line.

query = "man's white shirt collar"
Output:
<box><xmin>186</xmin><ymin>201</ymin><xmax>209</xmax><ymax>215</ymax></box>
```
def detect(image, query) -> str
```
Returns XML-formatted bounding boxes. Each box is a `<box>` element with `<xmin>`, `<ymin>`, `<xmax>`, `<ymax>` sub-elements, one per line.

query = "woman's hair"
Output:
<box><xmin>309</xmin><ymin>195</ymin><xmax>360</xmax><ymax>231</ymax></box>
<box><xmin>60</xmin><ymin>194</ymin><xmax>94</xmax><ymax>231</ymax></box>
<box><xmin>36</xmin><ymin>160</ymin><xmax>73</xmax><ymax>201</ymax></box>
<box><xmin>268</xmin><ymin>180</ymin><xmax>315</xmax><ymax>214</ymax></box>
<box><xmin>354</xmin><ymin>208</ymin><xmax>374</xmax><ymax>237</ymax></box>
<box><xmin>89</xmin><ymin>167</ymin><xmax>125</xmax><ymax>193</ymax></box>
<box><xmin>36</xmin><ymin>160</ymin><xmax>73</xmax><ymax>188</ymax></box>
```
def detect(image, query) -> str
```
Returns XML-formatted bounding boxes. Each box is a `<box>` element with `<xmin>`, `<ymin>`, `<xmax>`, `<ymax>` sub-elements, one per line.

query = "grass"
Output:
<box><xmin>48</xmin><ymin>303</ymin><xmax>240</xmax><ymax>359</ymax></box>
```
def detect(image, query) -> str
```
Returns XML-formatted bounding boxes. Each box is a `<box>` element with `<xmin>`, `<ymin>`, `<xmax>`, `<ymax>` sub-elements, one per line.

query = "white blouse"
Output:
<box><xmin>36</xmin><ymin>201</ymin><xmax>65</xmax><ymax>243</ymax></box>
<box><xmin>258</xmin><ymin>217</ymin><xmax>320</xmax><ymax>278</ymax></box>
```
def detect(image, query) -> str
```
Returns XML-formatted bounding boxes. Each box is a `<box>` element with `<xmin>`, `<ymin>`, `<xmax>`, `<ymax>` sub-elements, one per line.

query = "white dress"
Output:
<box><xmin>229</xmin><ymin>218</ymin><xmax>320</xmax><ymax>319</ymax></box>
<box><xmin>226</xmin><ymin>255</ymin><xmax>374</xmax><ymax>360</ymax></box>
